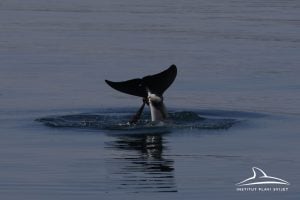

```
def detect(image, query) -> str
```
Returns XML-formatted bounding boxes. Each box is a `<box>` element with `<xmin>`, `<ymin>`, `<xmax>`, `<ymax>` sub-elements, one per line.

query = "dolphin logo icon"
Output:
<box><xmin>236</xmin><ymin>167</ymin><xmax>290</xmax><ymax>186</ymax></box>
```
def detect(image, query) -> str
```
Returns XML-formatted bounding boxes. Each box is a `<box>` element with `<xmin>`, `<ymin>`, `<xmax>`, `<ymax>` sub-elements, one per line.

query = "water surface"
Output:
<box><xmin>0</xmin><ymin>0</ymin><xmax>299</xmax><ymax>199</ymax></box>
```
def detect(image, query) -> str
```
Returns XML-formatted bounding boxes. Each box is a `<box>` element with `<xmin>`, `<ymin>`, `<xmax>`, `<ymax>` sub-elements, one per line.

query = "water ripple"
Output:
<box><xmin>36</xmin><ymin>109</ymin><xmax>239</xmax><ymax>132</ymax></box>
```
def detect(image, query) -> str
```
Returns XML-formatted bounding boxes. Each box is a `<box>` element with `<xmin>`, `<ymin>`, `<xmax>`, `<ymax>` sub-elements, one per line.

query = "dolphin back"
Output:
<box><xmin>105</xmin><ymin>65</ymin><xmax>177</xmax><ymax>97</ymax></box>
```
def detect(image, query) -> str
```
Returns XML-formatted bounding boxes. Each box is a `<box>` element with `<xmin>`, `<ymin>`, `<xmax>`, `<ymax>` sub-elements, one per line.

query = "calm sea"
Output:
<box><xmin>0</xmin><ymin>0</ymin><xmax>299</xmax><ymax>199</ymax></box>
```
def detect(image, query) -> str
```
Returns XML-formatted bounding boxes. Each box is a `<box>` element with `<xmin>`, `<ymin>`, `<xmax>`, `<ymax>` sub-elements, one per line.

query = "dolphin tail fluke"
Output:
<box><xmin>105</xmin><ymin>65</ymin><xmax>177</xmax><ymax>97</ymax></box>
<box><xmin>143</xmin><ymin>64</ymin><xmax>177</xmax><ymax>95</ymax></box>
<box><xmin>105</xmin><ymin>78</ymin><xmax>147</xmax><ymax>98</ymax></box>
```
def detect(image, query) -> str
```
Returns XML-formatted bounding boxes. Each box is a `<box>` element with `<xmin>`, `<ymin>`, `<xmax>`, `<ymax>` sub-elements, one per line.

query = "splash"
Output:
<box><xmin>36</xmin><ymin>110</ymin><xmax>238</xmax><ymax>131</ymax></box>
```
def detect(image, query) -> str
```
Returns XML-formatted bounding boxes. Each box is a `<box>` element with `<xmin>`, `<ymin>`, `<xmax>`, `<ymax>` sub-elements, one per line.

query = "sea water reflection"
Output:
<box><xmin>105</xmin><ymin>133</ymin><xmax>177</xmax><ymax>193</ymax></box>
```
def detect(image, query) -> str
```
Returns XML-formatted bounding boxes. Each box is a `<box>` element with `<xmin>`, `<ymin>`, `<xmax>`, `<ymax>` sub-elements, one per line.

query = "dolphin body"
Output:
<box><xmin>105</xmin><ymin>65</ymin><xmax>177</xmax><ymax>123</ymax></box>
<box><xmin>236</xmin><ymin>167</ymin><xmax>290</xmax><ymax>186</ymax></box>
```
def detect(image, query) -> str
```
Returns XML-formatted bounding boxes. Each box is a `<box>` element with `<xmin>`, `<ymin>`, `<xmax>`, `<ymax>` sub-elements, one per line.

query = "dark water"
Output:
<box><xmin>0</xmin><ymin>0</ymin><xmax>300</xmax><ymax>199</ymax></box>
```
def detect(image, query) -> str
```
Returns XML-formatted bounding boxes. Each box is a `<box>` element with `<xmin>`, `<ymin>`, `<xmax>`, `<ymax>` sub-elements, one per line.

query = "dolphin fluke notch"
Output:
<box><xmin>236</xmin><ymin>167</ymin><xmax>290</xmax><ymax>186</ymax></box>
<box><xmin>142</xmin><ymin>64</ymin><xmax>177</xmax><ymax>96</ymax></box>
<box><xmin>105</xmin><ymin>65</ymin><xmax>177</xmax><ymax>97</ymax></box>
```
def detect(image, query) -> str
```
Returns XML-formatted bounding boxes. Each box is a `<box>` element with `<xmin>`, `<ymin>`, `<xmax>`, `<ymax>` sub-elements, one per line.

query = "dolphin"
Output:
<box><xmin>105</xmin><ymin>65</ymin><xmax>177</xmax><ymax>123</ymax></box>
<box><xmin>236</xmin><ymin>167</ymin><xmax>290</xmax><ymax>186</ymax></box>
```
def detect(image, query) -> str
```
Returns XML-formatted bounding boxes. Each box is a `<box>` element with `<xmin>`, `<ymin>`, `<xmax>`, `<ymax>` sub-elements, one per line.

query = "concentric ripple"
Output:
<box><xmin>36</xmin><ymin>109</ymin><xmax>238</xmax><ymax>132</ymax></box>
